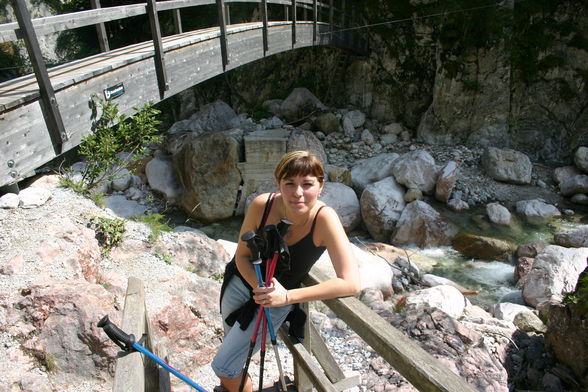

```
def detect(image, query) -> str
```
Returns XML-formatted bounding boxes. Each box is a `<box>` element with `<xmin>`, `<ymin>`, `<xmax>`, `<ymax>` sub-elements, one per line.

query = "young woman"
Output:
<box><xmin>212</xmin><ymin>150</ymin><xmax>360</xmax><ymax>392</ymax></box>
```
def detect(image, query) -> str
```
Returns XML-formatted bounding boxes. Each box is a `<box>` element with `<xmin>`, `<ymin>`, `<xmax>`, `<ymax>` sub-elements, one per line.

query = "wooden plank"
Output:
<box><xmin>304</xmin><ymin>269</ymin><xmax>478</xmax><ymax>392</ymax></box>
<box><xmin>308</xmin><ymin>321</ymin><xmax>346</xmax><ymax>383</ymax></box>
<box><xmin>113</xmin><ymin>277</ymin><xmax>148</xmax><ymax>392</ymax></box>
<box><xmin>279</xmin><ymin>324</ymin><xmax>339</xmax><ymax>392</ymax></box>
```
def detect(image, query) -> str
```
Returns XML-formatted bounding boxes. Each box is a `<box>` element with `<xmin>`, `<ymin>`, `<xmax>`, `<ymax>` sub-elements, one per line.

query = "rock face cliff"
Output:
<box><xmin>214</xmin><ymin>0</ymin><xmax>588</xmax><ymax>164</ymax></box>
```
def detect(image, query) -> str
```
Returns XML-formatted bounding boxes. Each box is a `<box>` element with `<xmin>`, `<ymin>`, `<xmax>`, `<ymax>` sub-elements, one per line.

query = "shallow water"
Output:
<box><xmin>188</xmin><ymin>202</ymin><xmax>588</xmax><ymax>310</ymax></box>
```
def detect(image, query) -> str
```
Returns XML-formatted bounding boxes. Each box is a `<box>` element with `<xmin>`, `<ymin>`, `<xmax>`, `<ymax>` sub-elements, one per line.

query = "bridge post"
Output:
<box><xmin>291</xmin><ymin>0</ymin><xmax>296</xmax><ymax>46</ymax></box>
<box><xmin>172</xmin><ymin>9</ymin><xmax>183</xmax><ymax>34</ymax></box>
<box><xmin>146</xmin><ymin>0</ymin><xmax>169</xmax><ymax>99</ymax></box>
<box><xmin>11</xmin><ymin>0</ymin><xmax>67</xmax><ymax>155</ymax></box>
<box><xmin>90</xmin><ymin>0</ymin><xmax>110</xmax><ymax>52</ymax></box>
<box><xmin>261</xmin><ymin>0</ymin><xmax>269</xmax><ymax>53</ymax></box>
<box><xmin>329</xmin><ymin>0</ymin><xmax>333</xmax><ymax>35</ymax></box>
<box><xmin>216</xmin><ymin>0</ymin><xmax>229</xmax><ymax>69</ymax></box>
<box><xmin>312</xmin><ymin>0</ymin><xmax>317</xmax><ymax>43</ymax></box>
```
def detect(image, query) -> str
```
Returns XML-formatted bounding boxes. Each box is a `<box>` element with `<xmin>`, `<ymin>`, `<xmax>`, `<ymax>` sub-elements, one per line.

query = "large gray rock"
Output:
<box><xmin>11</xmin><ymin>280</ymin><xmax>119</xmax><ymax>377</ymax></box>
<box><xmin>574</xmin><ymin>146</ymin><xmax>588</xmax><ymax>173</ymax></box>
<box><xmin>278</xmin><ymin>88</ymin><xmax>326</xmax><ymax>122</ymax></box>
<box><xmin>173</xmin><ymin>132</ymin><xmax>241</xmax><ymax>223</ymax></box>
<box><xmin>553</xmin><ymin>165</ymin><xmax>582</xmax><ymax>185</ymax></box>
<box><xmin>319</xmin><ymin>182</ymin><xmax>361</xmax><ymax>233</ymax></box>
<box><xmin>515</xmin><ymin>199</ymin><xmax>561</xmax><ymax>225</ymax></box>
<box><xmin>452</xmin><ymin>232</ymin><xmax>514</xmax><ymax>261</ymax></box>
<box><xmin>559</xmin><ymin>174</ymin><xmax>588</xmax><ymax>196</ymax></box>
<box><xmin>155</xmin><ymin>231</ymin><xmax>229</xmax><ymax>277</ymax></box>
<box><xmin>350</xmin><ymin>153</ymin><xmax>399</xmax><ymax>193</ymax></box>
<box><xmin>392</xmin><ymin>201</ymin><xmax>455</xmax><ymax>248</ymax></box>
<box><xmin>18</xmin><ymin>187</ymin><xmax>52</xmax><ymax>208</ymax></box>
<box><xmin>554</xmin><ymin>226</ymin><xmax>588</xmax><ymax>248</ymax></box>
<box><xmin>343</xmin><ymin>110</ymin><xmax>366</xmax><ymax>128</ymax></box>
<box><xmin>104</xmin><ymin>195</ymin><xmax>146</xmax><ymax>218</ymax></box>
<box><xmin>314</xmin><ymin>112</ymin><xmax>340</xmax><ymax>135</ymax></box>
<box><xmin>0</xmin><ymin>193</ymin><xmax>19</xmax><ymax>209</ymax></box>
<box><xmin>435</xmin><ymin>161</ymin><xmax>459</xmax><ymax>202</ymax></box>
<box><xmin>360</xmin><ymin>176</ymin><xmax>406</xmax><ymax>242</ymax></box>
<box><xmin>482</xmin><ymin>147</ymin><xmax>532</xmax><ymax>184</ymax></box>
<box><xmin>145</xmin><ymin>156</ymin><xmax>182</xmax><ymax>203</ymax></box>
<box><xmin>486</xmin><ymin>202</ymin><xmax>512</xmax><ymax>225</ymax></box>
<box><xmin>189</xmin><ymin>100</ymin><xmax>238</xmax><ymax>132</ymax></box>
<box><xmin>402</xmin><ymin>285</ymin><xmax>466</xmax><ymax>318</ymax></box>
<box><xmin>522</xmin><ymin>245</ymin><xmax>588</xmax><ymax>307</ymax></box>
<box><xmin>287</xmin><ymin>129</ymin><xmax>328</xmax><ymax>164</ymax></box>
<box><xmin>391</xmin><ymin>150</ymin><xmax>438</xmax><ymax>194</ymax></box>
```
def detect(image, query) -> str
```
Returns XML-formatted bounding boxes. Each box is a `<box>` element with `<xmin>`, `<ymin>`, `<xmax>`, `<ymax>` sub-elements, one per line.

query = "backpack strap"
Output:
<box><xmin>257</xmin><ymin>193</ymin><xmax>275</xmax><ymax>233</ymax></box>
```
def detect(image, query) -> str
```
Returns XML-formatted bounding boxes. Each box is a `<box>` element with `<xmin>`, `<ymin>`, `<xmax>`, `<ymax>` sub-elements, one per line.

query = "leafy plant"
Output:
<box><xmin>134</xmin><ymin>213</ymin><xmax>172</xmax><ymax>241</ymax></box>
<box><xmin>563</xmin><ymin>268</ymin><xmax>588</xmax><ymax>315</ymax></box>
<box><xmin>73</xmin><ymin>94</ymin><xmax>162</xmax><ymax>190</ymax></box>
<box><xmin>155</xmin><ymin>250</ymin><xmax>174</xmax><ymax>264</ymax></box>
<box><xmin>90</xmin><ymin>216</ymin><xmax>126</xmax><ymax>251</ymax></box>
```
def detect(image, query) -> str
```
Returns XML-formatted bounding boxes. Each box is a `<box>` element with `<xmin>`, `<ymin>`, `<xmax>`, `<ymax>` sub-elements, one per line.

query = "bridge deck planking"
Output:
<box><xmin>0</xmin><ymin>21</ymin><xmax>359</xmax><ymax>186</ymax></box>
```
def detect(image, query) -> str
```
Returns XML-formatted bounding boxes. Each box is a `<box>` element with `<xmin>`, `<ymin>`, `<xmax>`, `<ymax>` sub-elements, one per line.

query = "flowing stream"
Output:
<box><xmin>191</xmin><ymin>203</ymin><xmax>588</xmax><ymax>310</ymax></box>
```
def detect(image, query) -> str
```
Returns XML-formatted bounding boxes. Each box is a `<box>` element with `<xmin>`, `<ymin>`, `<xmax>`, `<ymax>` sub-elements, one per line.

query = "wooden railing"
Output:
<box><xmin>113</xmin><ymin>272</ymin><xmax>477</xmax><ymax>392</ymax></box>
<box><xmin>113</xmin><ymin>277</ymin><xmax>169</xmax><ymax>392</ymax></box>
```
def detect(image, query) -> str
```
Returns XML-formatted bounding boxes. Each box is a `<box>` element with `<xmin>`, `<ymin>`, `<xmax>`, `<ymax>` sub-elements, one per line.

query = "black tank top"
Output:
<box><xmin>276</xmin><ymin>206</ymin><xmax>327</xmax><ymax>289</ymax></box>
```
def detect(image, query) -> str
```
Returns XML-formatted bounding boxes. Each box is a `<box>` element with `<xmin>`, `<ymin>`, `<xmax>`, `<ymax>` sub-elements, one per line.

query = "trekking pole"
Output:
<box><xmin>261</xmin><ymin>221</ymin><xmax>292</xmax><ymax>392</ymax></box>
<box><xmin>97</xmin><ymin>315</ymin><xmax>209</xmax><ymax>392</ymax></box>
<box><xmin>238</xmin><ymin>230</ymin><xmax>265</xmax><ymax>392</ymax></box>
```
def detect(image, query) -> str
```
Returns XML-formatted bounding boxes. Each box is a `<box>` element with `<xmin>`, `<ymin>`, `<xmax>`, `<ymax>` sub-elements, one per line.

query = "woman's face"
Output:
<box><xmin>279</xmin><ymin>174</ymin><xmax>323</xmax><ymax>214</ymax></box>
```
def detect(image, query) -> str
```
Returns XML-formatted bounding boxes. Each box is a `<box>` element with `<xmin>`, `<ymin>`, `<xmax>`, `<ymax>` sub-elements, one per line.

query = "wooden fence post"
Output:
<box><xmin>11</xmin><ymin>0</ymin><xmax>68</xmax><ymax>155</ymax></box>
<box><xmin>90</xmin><ymin>0</ymin><xmax>110</xmax><ymax>52</ymax></box>
<box><xmin>146</xmin><ymin>0</ymin><xmax>169</xmax><ymax>98</ymax></box>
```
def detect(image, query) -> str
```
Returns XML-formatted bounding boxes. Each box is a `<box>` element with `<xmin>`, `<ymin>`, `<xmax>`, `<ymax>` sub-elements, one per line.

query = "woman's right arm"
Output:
<box><xmin>233</xmin><ymin>193</ymin><xmax>270</xmax><ymax>289</ymax></box>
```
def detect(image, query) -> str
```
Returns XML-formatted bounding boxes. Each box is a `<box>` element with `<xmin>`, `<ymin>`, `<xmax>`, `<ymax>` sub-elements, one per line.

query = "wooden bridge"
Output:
<box><xmin>0</xmin><ymin>0</ymin><xmax>367</xmax><ymax>188</ymax></box>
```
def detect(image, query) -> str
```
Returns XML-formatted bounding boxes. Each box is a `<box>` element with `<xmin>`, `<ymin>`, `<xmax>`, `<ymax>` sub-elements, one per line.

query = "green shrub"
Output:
<box><xmin>90</xmin><ymin>216</ymin><xmax>126</xmax><ymax>251</ymax></box>
<box><xmin>134</xmin><ymin>213</ymin><xmax>172</xmax><ymax>241</ymax></box>
<box><xmin>564</xmin><ymin>268</ymin><xmax>588</xmax><ymax>315</ymax></box>
<box><xmin>73</xmin><ymin>95</ymin><xmax>162</xmax><ymax>191</ymax></box>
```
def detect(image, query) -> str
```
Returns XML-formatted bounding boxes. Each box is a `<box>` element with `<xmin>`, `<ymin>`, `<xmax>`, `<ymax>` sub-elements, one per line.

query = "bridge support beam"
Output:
<box><xmin>261</xmin><ymin>0</ymin><xmax>269</xmax><ymax>53</ymax></box>
<box><xmin>90</xmin><ymin>0</ymin><xmax>110</xmax><ymax>52</ymax></box>
<box><xmin>291</xmin><ymin>0</ymin><xmax>297</xmax><ymax>47</ymax></box>
<box><xmin>12</xmin><ymin>0</ymin><xmax>68</xmax><ymax>155</ymax></box>
<box><xmin>147</xmin><ymin>0</ymin><xmax>169</xmax><ymax>99</ymax></box>
<box><xmin>216</xmin><ymin>0</ymin><xmax>229</xmax><ymax>69</ymax></box>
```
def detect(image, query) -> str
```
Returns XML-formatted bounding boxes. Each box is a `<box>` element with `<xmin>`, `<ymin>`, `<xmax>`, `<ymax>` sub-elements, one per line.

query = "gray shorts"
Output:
<box><xmin>211</xmin><ymin>276</ymin><xmax>293</xmax><ymax>379</ymax></box>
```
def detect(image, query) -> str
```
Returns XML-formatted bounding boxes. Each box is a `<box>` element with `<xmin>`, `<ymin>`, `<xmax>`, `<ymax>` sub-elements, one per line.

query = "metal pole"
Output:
<box><xmin>146</xmin><ymin>0</ymin><xmax>168</xmax><ymax>98</ymax></box>
<box><xmin>90</xmin><ymin>0</ymin><xmax>110</xmax><ymax>52</ymax></box>
<box><xmin>11</xmin><ymin>0</ymin><xmax>67</xmax><ymax>154</ymax></box>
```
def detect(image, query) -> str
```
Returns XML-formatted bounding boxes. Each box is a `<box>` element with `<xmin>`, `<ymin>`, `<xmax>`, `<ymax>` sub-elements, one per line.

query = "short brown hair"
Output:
<box><xmin>274</xmin><ymin>150</ymin><xmax>325</xmax><ymax>183</ymax></box>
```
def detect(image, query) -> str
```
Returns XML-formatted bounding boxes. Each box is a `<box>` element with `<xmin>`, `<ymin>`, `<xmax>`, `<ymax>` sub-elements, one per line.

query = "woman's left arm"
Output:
<box><xmin>259</xmin><ymin>207</ymin><xmax>360</xmax><ymax>306</ymax></box>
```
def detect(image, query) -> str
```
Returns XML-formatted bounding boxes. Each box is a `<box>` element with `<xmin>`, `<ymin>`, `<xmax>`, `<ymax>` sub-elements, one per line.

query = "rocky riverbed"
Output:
<box><xmin>1</xmin><ymin>91</ymin><xmax>588</xmax><ymax>392</ymax></box>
